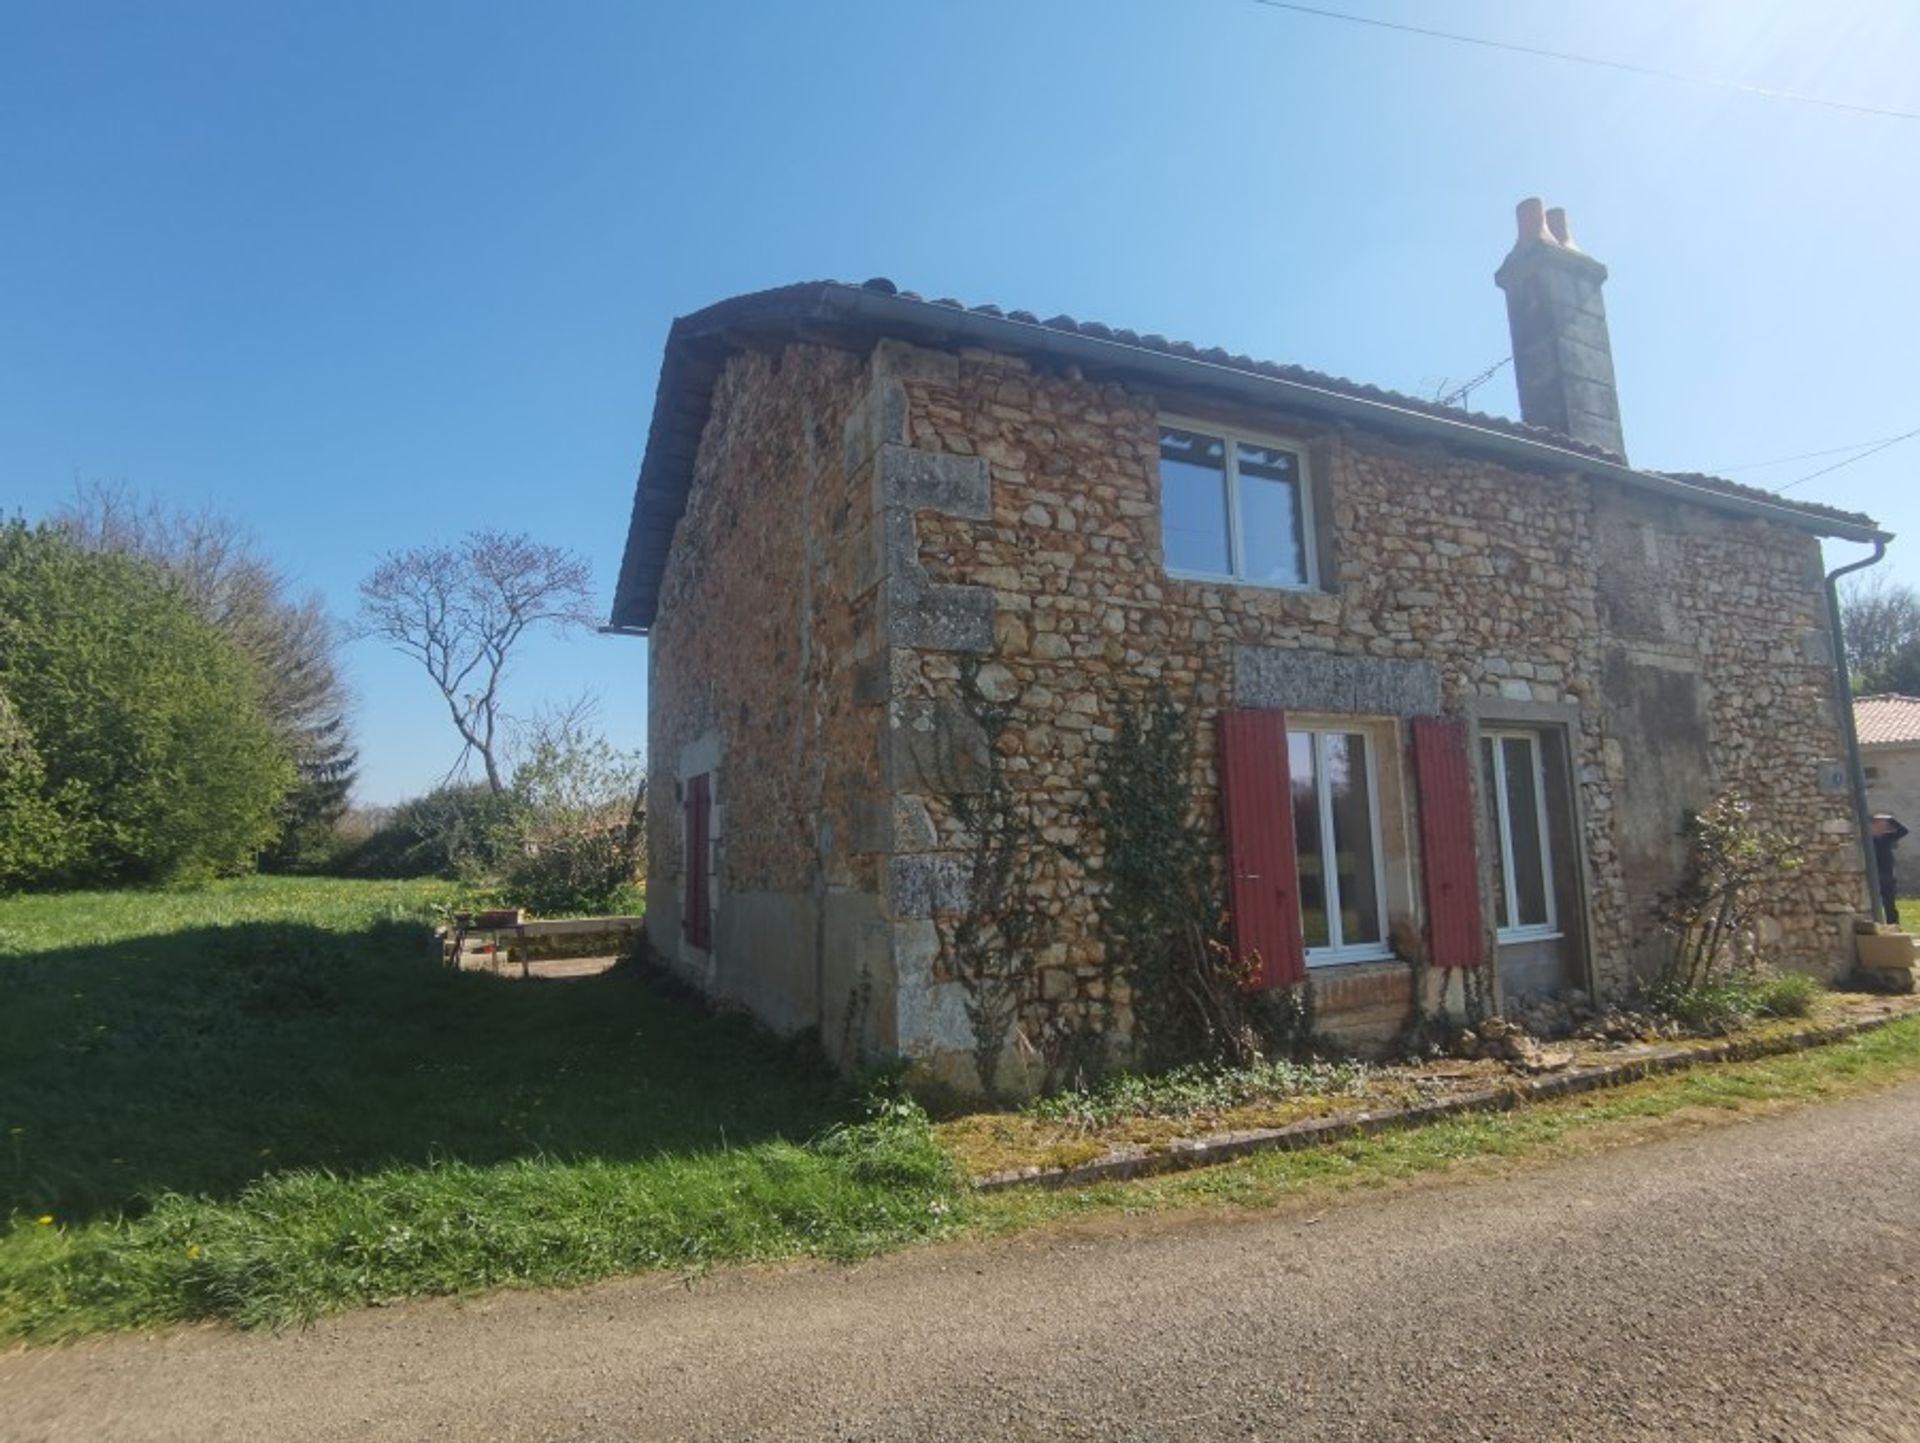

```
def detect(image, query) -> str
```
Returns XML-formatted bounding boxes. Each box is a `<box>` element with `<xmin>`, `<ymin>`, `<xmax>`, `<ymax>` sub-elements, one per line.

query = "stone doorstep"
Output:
<box><xmin>1857</xmin><ymin>932</ymin><xmax>1918</xmax><ymax>968</ymax></box>
<box><xmin>973</xmin><ymin>1000</ymin><xmax>1920</xmax><ymax>1193</ymax></box>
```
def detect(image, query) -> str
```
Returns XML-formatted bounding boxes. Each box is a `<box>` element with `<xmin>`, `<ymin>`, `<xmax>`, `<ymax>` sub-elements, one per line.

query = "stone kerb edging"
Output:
<box><xmin>973</xmin><ymin>1000</ymin><xmax>1920</xmax><ymax>1193</ymax></box>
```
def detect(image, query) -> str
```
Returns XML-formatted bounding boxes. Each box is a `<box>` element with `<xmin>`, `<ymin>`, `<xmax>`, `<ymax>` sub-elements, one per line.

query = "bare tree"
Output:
<box><xmin>1840</xmin><ymin>573</ymin><xmax>1920</xmax><ymax>691</ymax></box>
<box><xmin>358</xmin><ymin>530</ymin><xmax>597</xmax><ymax>793</ymax></box>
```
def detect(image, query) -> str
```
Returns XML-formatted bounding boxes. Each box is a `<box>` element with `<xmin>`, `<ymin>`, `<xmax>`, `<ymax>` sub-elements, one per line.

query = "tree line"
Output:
<box><xmin>1</xmin><ymin>491</ymin><xmax>643</xmax><ymax>913</ymax></box>
<box><xmin>1842</xmin><ymin>573</ymin><xmax>1920</xmax><ymax>696</ymax></box>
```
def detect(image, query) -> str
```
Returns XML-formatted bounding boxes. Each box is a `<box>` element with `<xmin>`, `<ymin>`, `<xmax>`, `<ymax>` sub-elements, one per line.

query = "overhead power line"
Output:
<box><xmin>1715</xmin><ymin>431</ymin><xmax>1920</xmax><ymax>472</ymax></box>
<box><xmin>1247</xmin><ymin>0</ymin><xmax>1920</xmax><ymax>122</ymax></box>
<box><xmin>1778</xmin><ymin>424</ymin><xmax>1920</xmax><ymax>492</ymax></box>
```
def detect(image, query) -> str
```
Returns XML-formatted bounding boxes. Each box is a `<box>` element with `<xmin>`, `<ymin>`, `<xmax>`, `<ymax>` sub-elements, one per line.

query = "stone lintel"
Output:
<box><xmin>1235</xmin><ymin>648</ymin><xmax>1442</xmax><ymax>717</ymax></box>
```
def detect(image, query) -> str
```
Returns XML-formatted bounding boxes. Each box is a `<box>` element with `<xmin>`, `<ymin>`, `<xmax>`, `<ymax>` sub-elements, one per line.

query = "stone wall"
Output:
<box><xmin>645</xmin><ymin>331</ymin><xmax>1868</xmax><ymax>1095</ymax></box>
<box><xmin>876</xmin><ymin>340</ymin><xmax>1865</xmax><ymax>1086</ymax></box>
<box><xmin>645</xmin><ymin>342</ymin><xmax>896</xmax><ymax>1050</ymax></box>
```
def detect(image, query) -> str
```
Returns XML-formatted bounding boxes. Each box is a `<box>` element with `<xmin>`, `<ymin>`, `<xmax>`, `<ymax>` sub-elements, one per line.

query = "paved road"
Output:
<box><xmin>9</xmin><ymin>1086</ymin><xmax>1920</xmax><ymax>1442</ymax></box>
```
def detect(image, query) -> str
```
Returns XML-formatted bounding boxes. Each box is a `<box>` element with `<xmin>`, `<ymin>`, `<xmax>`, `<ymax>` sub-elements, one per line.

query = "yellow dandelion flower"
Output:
<box><xmin>186</xmin><ymin>1244</ymin><xmax>201</xmax><ymax>1260</ymax></box>
<box><xmin>36</xmin><ymin>1215</ymin><xmax>54</xmax><ymax>1226</ymax></box>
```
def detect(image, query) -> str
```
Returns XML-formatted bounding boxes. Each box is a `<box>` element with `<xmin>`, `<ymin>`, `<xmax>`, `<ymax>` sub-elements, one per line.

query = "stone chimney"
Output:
<box><xmin>1494</xmin><ymin>197</ymin><xmax>1625</xmax><ymax>459</ymax></box>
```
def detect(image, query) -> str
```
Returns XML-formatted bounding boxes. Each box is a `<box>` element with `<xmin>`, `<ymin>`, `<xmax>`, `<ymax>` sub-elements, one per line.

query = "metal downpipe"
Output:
<box><xmin>1825</xmin><ymin>539</ymin><xmax>1891</xmax><ymax>922</ymax></box>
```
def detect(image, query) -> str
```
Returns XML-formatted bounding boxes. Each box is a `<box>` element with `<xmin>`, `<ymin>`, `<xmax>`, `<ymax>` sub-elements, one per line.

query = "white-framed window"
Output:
<box><xmin>1159</xmin><ymin>418</ymin><xmax>1316</xmax><ymax>590</ymax></box>
<box><xmin>1480</xmin><ymin>730</ymin><xmax>1558</xmax><ymax>941</ymax></box>
<box><xmin>1288</xmin><ymin>727</ymin><xmax>1389</xmax><ymax>963</ymax></box>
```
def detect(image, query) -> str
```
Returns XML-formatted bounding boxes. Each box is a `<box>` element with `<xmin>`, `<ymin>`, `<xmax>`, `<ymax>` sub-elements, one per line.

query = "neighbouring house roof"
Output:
<box><xmin>1856</xmin><ymin>694</ymin><xmax>1920</xmax><ymax>748</ymax></box>
<box><xmin>610</xmin><ymin>279</ymin><xmax>1891</xmax><ymax>631</ymax></box>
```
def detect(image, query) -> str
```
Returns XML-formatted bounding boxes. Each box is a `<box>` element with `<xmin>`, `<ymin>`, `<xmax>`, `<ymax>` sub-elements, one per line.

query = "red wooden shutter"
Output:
<box><xmin>1411</xmin><ymin>717</ymin><xmax>1484</xmax><ymax>968</ymax></box>
<box><xmin>1217</xmin><ymin>709</ymin><xmax>1306</xmax><ymax>989</ymax></box>
<box><xmin>684</xmin><ymin>773</ymin><xmax>711</xmax><ymax>950</ymax></box>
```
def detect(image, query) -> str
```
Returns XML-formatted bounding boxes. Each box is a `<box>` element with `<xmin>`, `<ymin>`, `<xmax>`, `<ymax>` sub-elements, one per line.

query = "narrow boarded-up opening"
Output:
<box><xmin>684</xmin><ymin>772</ymin><xmax>711</xmax><ymax>950</ymax></box>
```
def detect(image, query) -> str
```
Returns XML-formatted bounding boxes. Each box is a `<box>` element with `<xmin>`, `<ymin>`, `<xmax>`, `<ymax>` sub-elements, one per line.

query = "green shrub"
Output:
<box><xmin>329</xmin><ymin>718</ymin><xmax>642</xmax><ymax>917</ymax></box>
<box><xmin>0</xmin><ymin>522</ymin><xmax>294</xmax><ymax>885</ymax></box>
<box><xmin>334</xmin><ymin>785</ymin><xmax>523</xmax><ymax>879</ymax></box>
<box><xmin>1641</xmin><ymin>977</ymin><xmax>1757</xmax><ymax>1035</ymax></box>
<box><xmin>494</xmin><ymin>719</ymin><xmax>644</xmax><ymax>915</ymax></box>
<box><xmin>0</xmin><ymin>690</ymin><xmax>80</xmax><ymax>890</ymax></box>
<box><xmin>1641</xmin><ymin>968</ymin><xmax>1823</xmax><ymax>1034</ymax></box>
<box><xmin>1029</xmin><ymin>1056</ymin><xmax>1372</xmax><ymax>1130</ymax></box>
<box><xmin>1752</xmin><ymin>971</ymin><xmax>1820</xmax><ymax>1019</ymax></box>
<box><xmin>1654</xmin><ymin>792</ymin><xmax>1801</xmax><ymax>992</ymax></box>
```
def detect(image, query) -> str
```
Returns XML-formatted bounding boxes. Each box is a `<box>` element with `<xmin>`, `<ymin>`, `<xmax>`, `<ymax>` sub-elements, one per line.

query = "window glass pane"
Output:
<box><xmin>1288</xmin><ymin>732</ymin><xmax>1329</xmax><ymax>949</ymax></box>
<box><xmin>1236</xmin><ymin>442</ymin><xmax>1308</xmax><ymax>586</ymax></box>
<box><xmin>1501</xmin><ymin>736</ymin><xmax>1550</xmax><ymax>926</ymax></box>
<box><xmin>1481</xmin><ymin>738</ymin><xmax>1509</xmax><ymax>931</ymax></box>
<box><xmin>1325</xmin><ymin>733</ymin><xmax>1381</xmax><ymax>946</ymax></box>
<box><xmin>1159</xmin><ymin>428</ymin><xmax>1231</xmax><ymax>575</ymax></box>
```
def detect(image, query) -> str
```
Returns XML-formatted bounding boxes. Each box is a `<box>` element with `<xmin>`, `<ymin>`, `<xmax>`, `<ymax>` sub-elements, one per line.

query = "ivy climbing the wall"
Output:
<box><xmin>941</xmin><ymin>656</ymin><xmax>1053</xmax><ymax>1101</ymax></box>
<box><xmin>1085</xmin><ymin>688</ymin><xmax>1316</xmax><ymax>1072</ymax></box>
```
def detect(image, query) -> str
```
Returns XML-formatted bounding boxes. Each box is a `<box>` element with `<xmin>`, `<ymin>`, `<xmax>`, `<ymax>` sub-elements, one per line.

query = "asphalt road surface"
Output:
<box><xmin>8</xmin><ymin>1084</ymin><xmax>1920</xmax><ymax>1442</ymax></box>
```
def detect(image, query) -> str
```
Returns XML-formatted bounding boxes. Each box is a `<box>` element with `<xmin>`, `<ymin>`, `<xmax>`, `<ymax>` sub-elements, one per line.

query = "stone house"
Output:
<box><xmin>1857</xmin><ymin>694</ymin><xmax>1920</xmax><ymax>898</ymax></box>
<box><xmin>608</xmin><ymin>199</ymin><xmax>1889</xmax><ymax>1093</ymax></box>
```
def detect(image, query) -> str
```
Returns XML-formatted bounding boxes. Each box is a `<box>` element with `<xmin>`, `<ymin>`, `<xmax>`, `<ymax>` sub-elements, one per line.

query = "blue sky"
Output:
<box><xmin>4</xmin><ymin>1</ymin><xmax>1916</xmax><ymax>803</ymax></box>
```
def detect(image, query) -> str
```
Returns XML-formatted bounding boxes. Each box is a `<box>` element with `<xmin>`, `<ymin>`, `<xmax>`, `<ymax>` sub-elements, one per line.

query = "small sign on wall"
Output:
<box><xmin>1817</xmin><ymin>759</ymin><xmax>1851</xmax><ymax>797</ymax></box>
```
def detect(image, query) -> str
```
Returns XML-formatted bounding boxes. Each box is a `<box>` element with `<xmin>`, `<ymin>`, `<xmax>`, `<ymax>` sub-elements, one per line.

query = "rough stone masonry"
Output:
<box><xmin>638</xmin><ymin>337</ymin><xmax>1866</xmax><ymax>1094</ymax></box>
<box><xmin>625</xmin><ymin>224</ymin><xmax>1880</xmax><ymax>1097</ymax></box>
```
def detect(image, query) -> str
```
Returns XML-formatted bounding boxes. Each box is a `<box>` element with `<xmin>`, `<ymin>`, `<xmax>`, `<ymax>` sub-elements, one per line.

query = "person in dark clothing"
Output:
<box><xmin>1873</xmin><ymin>814</ymin><xmax>1909</xmax><ymax>927</ymax></box>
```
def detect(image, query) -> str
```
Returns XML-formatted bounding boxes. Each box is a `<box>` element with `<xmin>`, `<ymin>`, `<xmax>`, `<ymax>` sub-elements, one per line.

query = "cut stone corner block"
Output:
<box><xmin>851</xmin><ymin>796</ymin><xmax>938</xmax><ymax>856</ymax></box>
<box><xmin>887</xmin><ymin>853</ymin><xmax>970</xmax><ymax>919</ymax></box>
<box><xmin>888</xmin><ymin>697</ymin><xmax>992</xmax><ymax>796</ymax></box>
<box><xmin>880</xmin><ymin>444</ymin><xmax>991</xmax><ymax>521</ymax></box>
<box><xmin>889</xmin><ymin>583</ymin><xmax>995</xmax><ymax>653</ymax></box>
<box><xmin>843</xmin><ymin>376</ymin><xmax>908</xmax><ymax>477</ymax></box>
<box><xmin>889</xmin><ymin>915</ymin><xmax>1018</xmax><ymax>1100</ymax></box>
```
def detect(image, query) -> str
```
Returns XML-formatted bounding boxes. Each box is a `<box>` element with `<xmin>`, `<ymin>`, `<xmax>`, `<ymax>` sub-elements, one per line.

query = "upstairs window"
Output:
<box><xmin>1159</xmin><ymin>421</ymin><xmax>1315</xmax><ymax>589</ymax></box>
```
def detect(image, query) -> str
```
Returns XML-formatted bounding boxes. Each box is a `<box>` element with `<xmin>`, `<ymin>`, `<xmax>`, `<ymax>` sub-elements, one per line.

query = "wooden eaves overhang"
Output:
<box><xmin>607</xmin><ymin>280</ymin><xmax>1891</xmax><ymax>634</ymax></box>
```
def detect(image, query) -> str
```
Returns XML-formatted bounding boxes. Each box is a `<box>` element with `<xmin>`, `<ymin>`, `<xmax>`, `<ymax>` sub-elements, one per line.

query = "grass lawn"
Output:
<box><xmin>8</xmin><ymin>877</ymin><xmax>1920</xmax><ymax>1345</ymax></box>
<box><xmin>0</xmin><ymin>877</ymin><xmax>949</xmax><ymax>1342</ymax></box>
